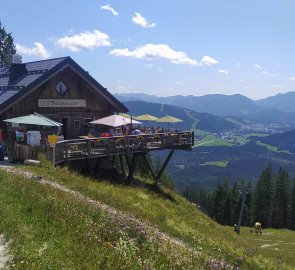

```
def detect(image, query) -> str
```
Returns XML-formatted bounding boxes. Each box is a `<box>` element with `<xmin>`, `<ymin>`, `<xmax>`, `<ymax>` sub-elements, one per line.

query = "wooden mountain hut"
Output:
<box><xmin>0</xmin><ymin>56</ymin><xmax>128</xmax><ymax>141</ymax></box>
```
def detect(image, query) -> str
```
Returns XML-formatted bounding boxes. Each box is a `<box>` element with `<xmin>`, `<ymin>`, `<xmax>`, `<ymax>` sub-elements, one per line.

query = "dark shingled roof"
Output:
<box><xmin>0</xmin><ymin>57</ymin><xmax>128</xmax><ymax>113</ymax></box>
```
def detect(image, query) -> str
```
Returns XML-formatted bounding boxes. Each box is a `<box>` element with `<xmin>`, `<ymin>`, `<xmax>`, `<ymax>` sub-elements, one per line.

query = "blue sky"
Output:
<box><xmin>1</xmin><ymin>0</ymin><xmax>295</xmax><ymax>99</ymax></box>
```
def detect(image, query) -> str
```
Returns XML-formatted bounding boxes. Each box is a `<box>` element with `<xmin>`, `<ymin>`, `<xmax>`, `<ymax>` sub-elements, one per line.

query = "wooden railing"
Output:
<box><xmin>51</xmin><ymin>131</ymin><xmax>194</xmax><ymax>164</ymax></box>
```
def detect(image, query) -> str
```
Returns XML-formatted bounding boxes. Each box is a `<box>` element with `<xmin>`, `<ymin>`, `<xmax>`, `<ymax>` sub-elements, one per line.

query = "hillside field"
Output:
<box><xmin>0</xmin><ymin>162</ymin><xmax>294</xmax><ymax>269</ymax></box>
<box><xmin>237</xmin><ymin>227</ymin><xmax>295</xmax><ymax>268</ymax></box>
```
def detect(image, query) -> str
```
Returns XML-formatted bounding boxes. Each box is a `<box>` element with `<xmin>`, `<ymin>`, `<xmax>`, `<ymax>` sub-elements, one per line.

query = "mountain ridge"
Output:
<box><xmin>256</xmin><ymin>91</ymin><xmax>295</xmax><ymax>112</ymax></box>
<box><xmin>115</xmin><ymin>91</ymin><xmax>295</xmax><ymax>116</ymax></box>
<box><xmin>123</xmin><ymin>100</ymin><xmax>239</xmax><ymax>132</ymax></box>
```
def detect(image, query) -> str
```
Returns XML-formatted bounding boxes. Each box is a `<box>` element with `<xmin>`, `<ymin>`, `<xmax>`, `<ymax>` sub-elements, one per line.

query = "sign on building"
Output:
<box><xmin>38</xmin><ymin>99</ymin><xmax>86</xmax><ymax>107</ymax></box>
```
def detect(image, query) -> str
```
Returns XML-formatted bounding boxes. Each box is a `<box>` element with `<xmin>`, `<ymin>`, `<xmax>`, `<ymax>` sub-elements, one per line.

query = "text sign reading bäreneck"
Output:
<box><xmin>38</xmin><ymin>99</ymin><xmax>86</xmax><ymax>108</ymax></box>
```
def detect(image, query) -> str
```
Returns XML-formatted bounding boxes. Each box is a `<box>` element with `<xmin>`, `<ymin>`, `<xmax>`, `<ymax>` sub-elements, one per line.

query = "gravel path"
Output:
<box><xmin>0</xmin><ymin>235</ymin><xmax>10</xmax><ymax>269</ymax></box>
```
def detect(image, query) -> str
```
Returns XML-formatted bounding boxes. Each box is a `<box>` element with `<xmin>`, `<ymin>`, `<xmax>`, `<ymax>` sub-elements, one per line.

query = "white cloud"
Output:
<box><xmin>158</xmin><ymin>66</ymin><xmax>163</xmax><ymax>72</ymax></box>
<box><xmin>16</xmin><ymin>42</ymin><xmax>50</xmax><ymax>59</ymax></box>
<box><xmin>175</xmin><ymin>81</ymin><xmax>183</xmax><ymax>85</ymax></box>
<box><xmin>110</xmin><ymin>44</ymin><xmax>199</xmax><ymax>65</ymax></box>
<box><xmin>100</xmin><ymin>4</ymin><xmax>119</xmax><ymax>16</ymax></box>
<box><xmin>56</xmin><ymin>30</ymin><xmax>111</xmax><ymax>52</ymax></box>
<box><xmin>110</xmin><ymin>44</ymin><xmax>219</xmax><ymax>68</ymax></box>
<box><xmin>253</xmin><ymin>64</ymin><xmax>261</xmax><ymax>69</ymax></box>
<box><xmin>262</xmin><ymin>71</ymin><xmax>277</xmax><ymax>77</ymax></box>
<box><xmin>290</xmin><ymin>76</ymin><xmax>295</xmax><ymax>81</ymax></box>
<box><xmin>132</xmin><ymin>12</ymin><xmax>156</xmax><ymax>28</ymax></box>
<box><xmin>201</xmin><ymin>55</ymin><xmax>219</xmax><ymax>66</ymax></box>
<box><xmin>218</xmin><ymin>69</ymin><xmax>229</xmax><ymax>75</ymax></box>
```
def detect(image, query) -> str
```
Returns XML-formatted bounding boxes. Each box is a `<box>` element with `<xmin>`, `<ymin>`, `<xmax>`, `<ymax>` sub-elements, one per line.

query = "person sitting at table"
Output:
<box><xmin>132</xmin><ymin>128</ymin><xmax>141</xmax><ymax>135</ymax></box>
<box><xmin>115</xmin><ymin>128</ymin><xmax>123</xmax><ymax>136</ymax></box>
<box><xmin>146</xmin><ymin>127</ymin><xmax>152</xmax><ymax>134</ymax></box>
<box><xmin>108</xmin><ymin>128</ymin><xmax>115</xmax><ymax>136</ymax></box>
<box><xmin>101</xmin><ymin>131</ymin><xmax>111</xmax><ymax>137</ymax></box>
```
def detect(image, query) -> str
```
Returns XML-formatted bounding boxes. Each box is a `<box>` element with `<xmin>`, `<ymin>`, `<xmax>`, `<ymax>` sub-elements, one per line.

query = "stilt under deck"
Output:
<box><xmin>49</xmin><ymin>131</ymin><xmax>194</xmax><ymax>185</ymax></box>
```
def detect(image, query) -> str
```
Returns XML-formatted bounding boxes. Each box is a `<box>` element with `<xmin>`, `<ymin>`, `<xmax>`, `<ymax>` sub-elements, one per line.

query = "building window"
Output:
<box><xmin>83</xmin><ymin>118</ymin><xmax>92</xmax><ymax>131</ymax></box>
<box><xmin>73</xmin><ymin>119</ymin><xmax>81</xmax><ymax>129</ymax></box>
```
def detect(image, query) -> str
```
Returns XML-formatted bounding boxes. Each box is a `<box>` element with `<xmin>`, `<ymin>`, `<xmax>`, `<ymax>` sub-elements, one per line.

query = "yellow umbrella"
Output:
<box><xmin>119</xmin><ymin>113</ymin><xmax>131</xmax><ymax>118</ymax></box>
<box><xmin>156</xmin><ymin>115</ymin><xmax>183</xmax><ymax>130</ymax></box>
<box><xmin>156</xmin><ymin>115</ymin><xmax>183</xmax><ymax>123</ymax></box>
<box><xmin>134</xmin><ymin>114</ymin><xmax>159</xmax><ymax>127</ymax></box>
<box><xmin>134</xmin><ymin>114</ymin><xmax>159</xmax><ymax>121</ymax></box>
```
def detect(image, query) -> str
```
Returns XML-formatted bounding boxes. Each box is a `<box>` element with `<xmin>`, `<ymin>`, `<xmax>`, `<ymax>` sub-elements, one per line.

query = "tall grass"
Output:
<box><xmin>1</xmin><ymin>160</ymin><xmax>293</xmax><ymax>269</ymax></box>
<box><xmin>0</xmin><ymin>171</ymin><xmax>201</xmax><ymax>269</ymax></box>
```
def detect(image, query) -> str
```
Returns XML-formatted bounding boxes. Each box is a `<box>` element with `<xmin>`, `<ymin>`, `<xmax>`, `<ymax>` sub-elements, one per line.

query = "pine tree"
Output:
<box><xmin>222</xmin><ymin>179</ymin><xmax>233</xmax><ymax>225</ymax></box>
<box><xmin>272</xmin><ymin>168</ymin><xmax>291</xmax><ymax>228</ymax></box>
<box><xmin>224</xmin><ymin>194</ymin><xmax>232</xmax><ymax>225</ymax></box>
<box><xmin>231</xmin><ymin>182</ymin><xmax>242</xmax><ymax>225</ymax></box>
<box><xmin>212</xmin><ymin>180</ymin><xmax>230</xmax><ymax>224</ymax></box>
<box><xmin>253</xmin><ymin>164</ymin><xmax>273</xmax><ymax>227</ymax></box>
<box><xmin>212</xmin><ymin>183</ymin><xmax>225</xmax><ymax>223</ymax></box>
<box><xmin>0</xmin><ymin>21</ymin><xmax>17</xmax><ymax>66</ymax></box>
<box><xmin>198</xmin><ymin>190</ymin><xmax>214</xmax><ymax>215</ymax></box>
<box><xmin>244</xmin><ymin>182</ymin><xmax>253</xmax><ymax>226</ymax></box>
<box><xmin>290</xmin><ymin>179</ymin><xmax>295</xmax><ymax>229</ymax></box>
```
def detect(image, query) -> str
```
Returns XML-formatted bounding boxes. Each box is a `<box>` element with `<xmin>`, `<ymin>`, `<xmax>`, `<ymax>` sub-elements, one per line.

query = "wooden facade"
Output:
<box><xmin>8</xmin><ymin>67</ymin><xmax>115</xmax><ymax>138</ymax></box>
<box><xmin>0</xmin><ymin>57</ymin><xmax>128</xmax><ymax>139</ymax></box>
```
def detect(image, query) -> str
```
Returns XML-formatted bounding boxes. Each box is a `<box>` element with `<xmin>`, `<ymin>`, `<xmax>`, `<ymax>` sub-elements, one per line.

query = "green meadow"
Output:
<box><xmin>194</xmin><ymin>132</ymin><xmax>234</xmax><ymax>147</ymax></box>
<box><xmin>200</xmin><ymin>161</ymin><xmax>229</xmax><ymax>167</ymax></box>
<box><xmin>0</xmin><ymin>161</ymin><xmax>294</xmax><ymax>269</ymax></box>
<box><xmin>236</xmin><ymin>227</ymin><xmax>295</xmax><ymax>268</ymax></box>
<box><xmin>243</xmin><ymin>133</ymin><xmax>269</xmax><ymax>138</ymax></box>
<box><xmin>255</xmin><ymin>141</ymin><xmax>291</xmax><ymax>154</ymax></box>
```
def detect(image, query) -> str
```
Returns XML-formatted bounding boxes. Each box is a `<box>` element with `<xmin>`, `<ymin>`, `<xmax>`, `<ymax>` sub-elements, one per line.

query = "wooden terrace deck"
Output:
<box><xmin>52</xmin><ymin>131</ymin><xmax>194</xmax><ymax>164</ymax></box>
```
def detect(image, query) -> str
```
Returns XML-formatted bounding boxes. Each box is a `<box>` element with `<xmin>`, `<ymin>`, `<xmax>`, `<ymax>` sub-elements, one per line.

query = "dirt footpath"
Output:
<box><xmin>0</xmin><ymin>235</ymin><xmax>10</xmax><ymax>269</ymax></box>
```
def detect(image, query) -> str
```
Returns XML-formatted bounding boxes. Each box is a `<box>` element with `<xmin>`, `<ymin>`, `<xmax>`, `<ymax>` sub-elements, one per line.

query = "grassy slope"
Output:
<box><xmin>243</xmin><ymin>133</ymin><xmax>269</xmax><ymax>138</ymax></box>
<box><xmin>0</xmin><ymin>163</ymin><xmax>294</xmax><ymax>269</ymax></box>
<box><xmin>240</xmin><ymin>228</ymin><xmax>295</xmax><ymax>268</ymax></box>
<box><xmin>255</xmin><ymin>141</ymin><xmax>291</xmax><ymax>154</ymax></box>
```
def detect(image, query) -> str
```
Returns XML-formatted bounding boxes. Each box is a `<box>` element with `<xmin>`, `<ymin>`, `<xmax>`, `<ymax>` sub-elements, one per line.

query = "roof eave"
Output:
<box><xmin>64</xmin><ymin>57</ymin><xmax>128</xmax><ymax>113</ymax></box>
<box><xmin>0</xmin><ymin>57</ymin><xmax>129</xmax><ymax>114</ymax></box>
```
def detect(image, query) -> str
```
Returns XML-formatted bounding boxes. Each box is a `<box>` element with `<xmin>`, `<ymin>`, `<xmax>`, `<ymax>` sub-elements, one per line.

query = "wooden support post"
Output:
<box><xmin>87</xmin><ymin>140</ymin><xmax>91</xmax><ymax>157</ymax></box>
<box><xmin>155</xmin><ymin>150</ymin><xmax>174</xmax><ymax>186</ymax></box>
<box><xmin>65</xmin><ymin>142</ymin><xmax>69</xmax><ymax>162</ymax></box>
<box><xmin>87</xmin><ymin>158</ymin><xmax>98</xmax><ymax>176</ymax></box>
<box><xmin>126</xmin><ymin>154</ymin><xmax>138</xmax><ymax>184</ymax></box>
<box><xmin>111</xmin><ymin>155</ymin><xmax>116</xmax><ymax>167</ymax></box>
<box><xmin>119</xmin><ymin>154</ymin><xmax>126</xmax><ymax>179</ymax></box>
<box><xmin>52</xmin><ymin>145</ymin><xmax>56</xmax><ymax>165</ymax></box>
<box><xmin>191</xmin><ymin>131</ymin><xmax>195</xmax><ymax>146</ymax></box>
<box><xmin>142</xmin><ymin>153</ymin><xmax>157</xmax><ymax>181</ymax></box>
<box><xmin>124</xmin><ymin>154</ymin><xmax>131</xmax><ymax>169</ymax></box>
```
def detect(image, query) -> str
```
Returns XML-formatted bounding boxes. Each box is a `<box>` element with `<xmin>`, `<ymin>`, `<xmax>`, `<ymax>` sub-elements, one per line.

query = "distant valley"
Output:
<box><xmin>116</xmin><ymin>91</ymin><xmax>295</xmax><ymax>191</ymax></box>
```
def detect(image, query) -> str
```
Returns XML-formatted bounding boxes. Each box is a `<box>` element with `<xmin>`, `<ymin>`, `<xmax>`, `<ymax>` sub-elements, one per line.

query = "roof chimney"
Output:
<box><xmin>8</xmin><ymin>63</ymin><xmax>27</xmax><ymax>85</ymax></box>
